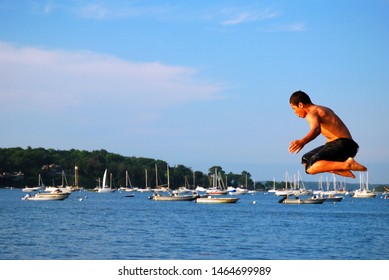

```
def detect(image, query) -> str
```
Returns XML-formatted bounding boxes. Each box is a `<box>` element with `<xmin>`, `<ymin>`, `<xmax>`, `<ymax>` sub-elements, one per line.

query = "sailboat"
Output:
<box><xmin>206</xmin><ymin>169</ymin><xmax>229</xmax><ymax>195</ymax></box>
<box><xmin>352</xmin><ymin>172</ymin><xmax>376</xmax><ymax>198</ymax></box>
<box><xmin>45</xmin><ymin>170</ymin><xmax>72</xmax><ymax>193</ymax></box>
<box><xmin>275</xmin><ymin>171</ymin><xmax>294</xmax><ymax>196</ymax></box>
<box><xmin>22</xmin><ymin>173</ymin><xmax>71</xmax><ymax>200</ymax></box>
<box><xmin>291</xmin><ymin>171</ymin><xmax>312</xmax><ymax>196</ymax></box>
<box><xmin>124</xmin><ymin>170</ymin><xmax>137</xmax><ymax>192</ymax></box>
<box><xmin>97</xmin><ymin>169</ymin><xmax>116</xmax><ymax>193</ymax></box>
<box><xmin>173</xmin><ymin>175</ymin><xmax>194</xmax><ymax>195</ymax></box>
<box><xmin>267</xmin><ymin>178</ymin><xmax>277</xmax><ymax>193</ymax></box>
<box><xmin>152</xmin><ymin>164</ymin><xmax>198</xmax><ymax>201</ymax></box>
<box><xmin>320</xmin><ymin>175</ymin><xmax>344</xmax><ymax>202</ymax></box>
<box><xmin>137</xmin><ymin>169</ymin><xmax>153</xmax><ymax>192</ymax></box>
<box><xmin>197</xmin><ymin>169</ymin><xmax>239</xmax><ymax>204</ymax></box>
<box><xmin>22</xmin><ymin>174</ymin><xmax>45</xmax><ymax>192</ymax></box>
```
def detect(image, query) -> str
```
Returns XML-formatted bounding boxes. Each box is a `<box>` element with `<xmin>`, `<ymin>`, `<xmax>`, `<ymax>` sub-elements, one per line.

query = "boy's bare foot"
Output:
<box><xmin>330</xmin><ymin>170</ymin><xmax>356</xmax><ymax>178</ymax></box>
<box><xmin>346</xmin><ymin>157</ymin><xmax>367</xmax><ymax>171</ymax></box>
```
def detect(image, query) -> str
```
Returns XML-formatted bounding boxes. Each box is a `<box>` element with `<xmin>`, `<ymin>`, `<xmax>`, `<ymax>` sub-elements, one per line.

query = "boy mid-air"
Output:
<box><xmin>288</xmin><ymin>90</ymin><xmax>367</xmax><ymax>178</ymax></box>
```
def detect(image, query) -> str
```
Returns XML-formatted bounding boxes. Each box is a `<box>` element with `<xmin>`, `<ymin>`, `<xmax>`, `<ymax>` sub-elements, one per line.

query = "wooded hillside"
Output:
<box><xmin>0</xmin><ymin>147</ymin><xmax>266</xmax><ymax>190</ymax></box>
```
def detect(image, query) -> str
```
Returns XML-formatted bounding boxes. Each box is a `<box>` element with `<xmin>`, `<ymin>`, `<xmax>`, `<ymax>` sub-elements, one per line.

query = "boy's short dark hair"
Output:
<box><xmin>290</xmin><ymin>90</ymin><xmax>312</xmax><ymax>106</ymax></box>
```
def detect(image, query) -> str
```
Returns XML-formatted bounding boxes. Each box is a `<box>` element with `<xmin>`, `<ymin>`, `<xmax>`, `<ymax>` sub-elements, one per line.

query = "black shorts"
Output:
<box><xmin>302</xmin><ymin>138</ymin><xmax>359</xmax><ymax>171</ymax></box>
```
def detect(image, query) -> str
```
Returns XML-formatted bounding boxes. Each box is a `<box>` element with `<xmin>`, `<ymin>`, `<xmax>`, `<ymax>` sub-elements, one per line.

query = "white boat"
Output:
<box><xmin>97</xmin><ymin>169</ymin><xmax>116</xmax><ymax>193</ymax></box>
<box><xmin>229</xmin><ymin>173</ymin><xmax>249</xmax><ymax>195</ymax></box>
<box><xmin>44</xmin><ymin>171</ymin><xmax>72</xmax><ymax>193</ymax></box>
<box><xmin>22</xmin><ymin>189</ymin><xmax>71</xmax><ymax>201</ymax></box>
<box><xmin>319</xmin><ymin>174</ymin><xmax>348</xmax><ymax>196</ymax></box>
<box><xmin>122</xmin><ymin>170</ymin><xmax>137</xmax><ymax>192</ymax></box>
<box><xmin>137</xmin><ymin>169</ymin><xmax>154</xmax><ymax>192</ymax></box>
<box><xmin>206</xmin><ymin>169</ymin><xmax>229</xmax><ymax>195</ymax></box>
<box><xmin>22</xmin><ymin>174</ymin><xmax>45</xmax><ymax>192</ymax></box>
<box><xmin>195</xmin><ymin>186</ymin><xmax>207</xmax><ymax>192</ymax></box>
<box><xmin>173</xmin><ymin>173</ymin><xmax>197</xmax><ymax>195</ymax></box>
<box><xmin>267</xmin><ymin>178</ymin><xmax>277</xmax><ymax>193</ymax></box>
<box><xmin>291</xmin><ymin>171</ymin><xmax>313</xmax><ymax>196</ymax></box>
<box><xmin>352</xmin><ymin>189</ymin><xmax>376</xmax><ymax>198</ymax></box>
<box><xmin>151</xmin><ymin>164</ymin><xmax>197</xmax><ymax>201</ymax></box>
<box><xmin>152</xmin><ymin>192</ymin><xmax>197</xmax><ymax>201</ymax></box>
<box><xmin>152</xmin><ymin>163</ymin><xmax>169</xmax><ymax>192</ymax></box>
<box><xmin>196</xmin><ymin>196</ymin><xmax>239</xmax><ymax>204</ymax></box>
<box><xmin>207</xmin><ymin>189</ymin><xmax>229</xmax><ymax>195</ymax></box>
<box><xmin>229</xmin><ymin>187</ymin><xmax>248</xmax><ymax>195</ymax></box>
<box><xmin>275</xmin><ymin>171</ymin><xmax>295</xmax><ymax>196</ymax></box>
<box><xmin>352</xmin><ymin>173</ymin><xmax>376</xmax><ymax>198</ymax></box>
<box><xmin>22</xmin><ymin>186</ymin><xmax>43</xmax><ymax>192</ymax></box>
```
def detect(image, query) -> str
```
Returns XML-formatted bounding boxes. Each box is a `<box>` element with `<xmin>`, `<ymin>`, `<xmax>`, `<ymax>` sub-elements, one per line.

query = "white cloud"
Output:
<box><xmin>220</xmin><ymin>7</ymin><xmax>279</xmax><ymax>25</ymax></box>
<box><xmin>0</xmin><ymin>42</ymin><xmax>224</xmax><ymax>113</ymax></box>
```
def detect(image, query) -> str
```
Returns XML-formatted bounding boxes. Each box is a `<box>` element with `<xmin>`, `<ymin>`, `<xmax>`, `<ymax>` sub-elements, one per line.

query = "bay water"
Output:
<box><xmin>1</xmin><ymin>189</ymin><xmax>388</xmax><ymax>260</ymax></box>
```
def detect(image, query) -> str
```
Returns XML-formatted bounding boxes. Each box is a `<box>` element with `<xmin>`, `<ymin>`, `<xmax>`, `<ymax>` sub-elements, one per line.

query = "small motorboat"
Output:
<box><xmin>22</xmin><ymin>190</ymin><xmax>71</xmax><ymax>201</ymax></box>
<box><xmin>278</xmin><ymin>195</ymin><xmax>325</xmax><ymax>204</ymax></box>
<box><xmin>195</xmin><ymin>196</ymin><xmax>239</xmax><ymax>204</ymax></box>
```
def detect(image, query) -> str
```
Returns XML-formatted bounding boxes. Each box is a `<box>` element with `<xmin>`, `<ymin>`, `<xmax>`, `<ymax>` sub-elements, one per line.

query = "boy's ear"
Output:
<box><xmin>298</xmin><ymin>102</ymin><xmax>304</xmax><ymax>108</ymax></box>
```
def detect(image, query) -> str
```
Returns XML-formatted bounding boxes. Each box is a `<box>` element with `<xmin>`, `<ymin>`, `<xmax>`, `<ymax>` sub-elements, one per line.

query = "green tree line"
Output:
<box><xmin>0</xmin><ymin>147</ymin><xmax>267</xmax><ymax>190</ymax></box>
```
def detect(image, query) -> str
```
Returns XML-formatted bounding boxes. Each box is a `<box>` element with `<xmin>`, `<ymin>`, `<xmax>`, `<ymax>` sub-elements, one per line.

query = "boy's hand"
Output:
<box><xmin>289</xmin><ymin>140</ymin><xmax>305</xmax><ymax>154</ymax></box>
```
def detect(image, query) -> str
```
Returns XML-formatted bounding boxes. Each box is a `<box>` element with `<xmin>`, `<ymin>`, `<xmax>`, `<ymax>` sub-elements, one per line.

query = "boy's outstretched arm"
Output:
<box><xmin>289</xmin><ymin>113</ymin><xmax>321</xmax><ymax>154</ymax></box>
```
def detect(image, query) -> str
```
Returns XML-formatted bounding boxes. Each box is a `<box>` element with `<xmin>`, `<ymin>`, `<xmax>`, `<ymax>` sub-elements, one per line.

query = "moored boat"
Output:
<box><xmin>22</xmin><ymin>190</ymin><xmax>71</xmax><ymax>201</ymax></box>
<box><xmin>352</xmin><ymin>173</ymin><xmax>376</xmax><ymax>198</ymax></box>
<box><xmin>151</xmin><ymin>192</ymin><xmax>197</xmax><ymax>201</ymax></box>
<box><xmin>195</xmin><ymin>196</ymin><xmax>239</xmax><ymax>204</ymax></box>
<box><xmin>323</xmin><ymin>194</ymin><xmax>344</xmax><ymax>202</ymax></box>
<box><xmin>278</xmin><ymin>195</ymin><xmax>325</xmax><ymax>204</ymax></box>
<box><xmin>97</xmin><ymin>169</ymin><xmax>116</xmax><ymax>193</ymax></box>
<box><xmin>22</xmin><ymin>174</ymin><xmax>45</xmax><ymax>192</ymax></box>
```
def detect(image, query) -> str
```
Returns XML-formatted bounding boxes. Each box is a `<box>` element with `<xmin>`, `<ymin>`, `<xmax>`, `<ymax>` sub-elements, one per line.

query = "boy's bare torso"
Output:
<box><xmin>306</xmin><ymin>104</ymin><xmax>352</xmax><ymax>142</ymax></box>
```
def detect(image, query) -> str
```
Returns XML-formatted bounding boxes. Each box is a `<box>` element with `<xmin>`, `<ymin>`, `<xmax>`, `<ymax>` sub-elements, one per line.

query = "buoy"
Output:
<box><xmin>252</xmin><ymin>201</ymin><xmax>257</xmax><ymax>204</ymax></box>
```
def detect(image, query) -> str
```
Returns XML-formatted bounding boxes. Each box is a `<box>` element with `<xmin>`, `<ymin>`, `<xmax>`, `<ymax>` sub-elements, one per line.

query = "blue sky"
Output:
<box><xmin>0</xmin><ymin>0</ymin><xmax>388</xmax><ymax>184</ymax></box>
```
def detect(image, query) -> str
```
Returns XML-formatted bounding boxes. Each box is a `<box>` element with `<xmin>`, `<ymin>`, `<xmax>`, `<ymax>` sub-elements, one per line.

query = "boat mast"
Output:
<box><xmin>145</xmin><ymin>169</ymin><xmax>148</xmax><ymax>188</ymax></box>
<box><xmin>193</xmin><ymin>170</ymin><xmax>195</xmax><ymax>189</ymax></box>
<box><xmin>74</xmin><ymin>165</ymin><xmax>79</xmax><ymax>188</ymax></box>
<box><xmin>167</xmin><ymin>164</ymin><xmax>170</xmax><ymax>189</ymax></box>
<box><xmin>155</xmin><ymin>163</ymin><xmax>158</xmax><ymax>188</ymax></box>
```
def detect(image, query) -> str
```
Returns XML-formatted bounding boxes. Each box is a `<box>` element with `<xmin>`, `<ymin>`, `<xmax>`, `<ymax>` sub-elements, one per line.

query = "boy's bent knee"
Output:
<box><xmin>305</xmin><ymin>164</ymin><xmax>319</xmax><ymax>175</ymax></box>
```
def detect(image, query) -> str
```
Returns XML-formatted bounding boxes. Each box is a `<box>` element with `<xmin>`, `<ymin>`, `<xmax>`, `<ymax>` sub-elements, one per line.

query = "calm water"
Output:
<box><xmin>1</xmin><ymin>189</ymin><xmax>388</xmax><ymax>260</ymax></box>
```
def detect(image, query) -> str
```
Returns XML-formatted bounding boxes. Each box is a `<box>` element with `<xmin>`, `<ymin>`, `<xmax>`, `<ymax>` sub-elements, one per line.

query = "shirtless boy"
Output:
<box><xmin>288</xmin><ymin>90</ymin><xmax>367</xmax><ymax>178</ymax></box>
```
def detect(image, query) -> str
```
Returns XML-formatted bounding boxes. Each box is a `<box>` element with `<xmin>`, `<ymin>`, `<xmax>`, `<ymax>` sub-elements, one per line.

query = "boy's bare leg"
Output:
<box><xmin>329</xmin><ymin>170</ymin><xmax>355</xmax><ymax>178</ymax></box>
<box><xmin>306</xmin><ymin>157</ymin><xmax>367</xmax><ymax>176</ymax></box>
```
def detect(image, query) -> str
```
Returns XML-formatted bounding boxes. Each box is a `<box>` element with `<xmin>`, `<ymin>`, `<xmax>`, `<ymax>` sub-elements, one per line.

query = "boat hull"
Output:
<box><xmin>324</xmin><ymin>196</ymin><xmax>344</xmax><ymax>202</ymax></box>
<box><xmin>352</xmin><ymin>193</ymin><xmax>376</xmax><ymax>198</ymax></box>
<box><xmin>22</xmin><ymin>192</ymin><xmax>71</xmax><ymax>201</ymax></box>
<box><xmin>152</xmin><ymin>194</ymin><xmax>197</xmax><ymax>201</ymax></box>
<box><xmin>196</xmin><ymin>196</ymin><xmax>239</xmax><ymax>204</ymax></box>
